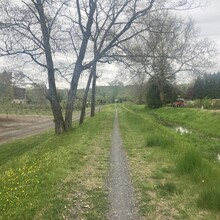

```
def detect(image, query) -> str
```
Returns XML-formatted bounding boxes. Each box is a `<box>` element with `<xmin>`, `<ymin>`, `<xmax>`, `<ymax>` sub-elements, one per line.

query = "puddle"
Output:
<box><xmin>175</xmin><ymin>126</ymin><xmax>192</xmax><ymax>135</ymax></box>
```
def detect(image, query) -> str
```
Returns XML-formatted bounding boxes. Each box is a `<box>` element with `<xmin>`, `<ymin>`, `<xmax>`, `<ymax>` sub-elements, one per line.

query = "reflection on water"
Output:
<box><xmin>175</xmin><ymin>126</ymin><xmax>191</xmax><ymax>135</ymax></box>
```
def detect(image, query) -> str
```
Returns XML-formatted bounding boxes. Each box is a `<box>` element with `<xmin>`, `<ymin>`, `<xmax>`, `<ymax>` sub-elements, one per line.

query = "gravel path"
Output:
<box><xmin>107</xmin><ymin>108</ymin><xmax>139</xmax><ymax>220</ymax></box>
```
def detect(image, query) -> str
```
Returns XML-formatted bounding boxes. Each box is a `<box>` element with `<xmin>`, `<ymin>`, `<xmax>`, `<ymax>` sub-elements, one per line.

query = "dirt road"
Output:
<box><xmin>107</xmin><ymin>109</ymin><xmax>139</xmax><ymax>220</ymax></box>
<box><xmin>0</xmin><ymin>114</ymin><xmax>54</xmax><ymax>144</ymax></box>
<box><xmin>0</xmin><ymin>107</ymin><xmax>103</xmax><ymax>145</ymax></box>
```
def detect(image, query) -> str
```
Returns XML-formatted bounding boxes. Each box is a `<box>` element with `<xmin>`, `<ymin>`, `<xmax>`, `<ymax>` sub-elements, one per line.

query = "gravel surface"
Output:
<box><xmin>107</xmin><ymin>109</ymin><xmax>139</xmax><ymax>220</ymax></box>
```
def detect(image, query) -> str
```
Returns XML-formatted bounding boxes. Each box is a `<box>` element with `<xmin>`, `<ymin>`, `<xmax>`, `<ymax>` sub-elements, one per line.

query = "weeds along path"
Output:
<box><xmin>107</xmin><ymin>107</ymin><xmax>139</xmax><ymax>220</ymax></box>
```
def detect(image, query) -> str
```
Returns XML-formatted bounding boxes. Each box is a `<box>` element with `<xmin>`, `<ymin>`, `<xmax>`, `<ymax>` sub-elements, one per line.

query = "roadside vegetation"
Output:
<box><xmin>1</xmin><ymin>103</ymin><xmax>220</xmax><ymax>219</ymax></box>
<box><xmin>0</xmin><ymin>106</ymin><xmax>114</xmax><ymax>220</ymax></box>
<box><xmin>150</xmin><ymin>107</ymin><xmax>220</xmax><ymax>138</ymax></box>
<box><xmin>118</xmin><ymin>103</ymin><xmax>220</xmax><ymax>219</ymax></box>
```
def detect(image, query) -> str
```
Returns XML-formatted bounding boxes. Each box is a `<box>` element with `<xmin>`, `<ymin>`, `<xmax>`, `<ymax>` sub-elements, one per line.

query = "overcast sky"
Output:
<box><xmin>181</xmin><ymin>0</ymin><xmax>220</xmax><ymax>71</ymax></box>
<box><xmin>1</xmin><ymin>0</ymin><xmax>220</xmax><ymax>88</ymax></box>
<box><xmin>188</xmin><ymin>0</ymin><xmax>220</xmax><ymax>42</ymax></box>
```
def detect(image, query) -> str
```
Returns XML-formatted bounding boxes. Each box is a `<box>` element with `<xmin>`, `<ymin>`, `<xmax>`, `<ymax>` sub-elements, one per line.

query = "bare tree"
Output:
<box><xmin>76</xmin><ymin>0</ymin><xmax>199</xmax><ymax>122</ymax></box>
<box><xmin>121</xmin><ymin>11</ymin><xmax>216</xmax><ymax>105</ymax></box>
<box><xmin>0</xmin><ymin>0</ymin><xmax>203</xmax><ymax>133</ymax></box>
<box><xmin>0</xmin><ymin>0</ymin><xmax>69</xmax><ymax>134</ymax></box>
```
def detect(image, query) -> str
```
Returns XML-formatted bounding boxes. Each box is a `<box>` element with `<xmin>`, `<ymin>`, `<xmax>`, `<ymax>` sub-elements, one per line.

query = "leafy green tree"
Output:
<box><xmin>193</xmin><ymin>72</ymin><xmax>220</xmax><ymax>99</ymax></box>
<box><xmin>146</xmin><ymin>80</ymin><xmax>162</xmax><ymax>109</ymax></box>
<box><xmin>146</xmin><ymin>78</ymin><xmax>178</xmax><ymax>108</ymax></box>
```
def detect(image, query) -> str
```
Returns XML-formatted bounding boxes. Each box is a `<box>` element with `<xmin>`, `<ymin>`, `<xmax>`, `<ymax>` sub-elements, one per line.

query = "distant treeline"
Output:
<box><xmin>193</xmin><ymin>72</ymin><xmax>220</xmax><ymax>99</ymax></box>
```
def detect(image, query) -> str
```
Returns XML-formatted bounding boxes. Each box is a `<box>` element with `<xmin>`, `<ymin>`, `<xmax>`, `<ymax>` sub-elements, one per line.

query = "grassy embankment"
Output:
<box><xmin>118</xmin><ymin>103</ymin><xmax>220</xmax><ymax>219</ymax></box>
<box><xmin>0</xmin><ymin>105</ymin><xmax>114</xmax><ymax>220</ymax></box>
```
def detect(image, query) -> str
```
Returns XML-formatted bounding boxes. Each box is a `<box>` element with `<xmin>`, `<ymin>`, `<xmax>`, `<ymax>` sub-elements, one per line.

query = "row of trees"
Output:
<box><xmin>193</xmin><ymin>72</ymin><xmax>220</xmax><ymax>100</ymax></box>
<box><xmin>145</xmin><ymin>71</ymin><xmax>220</xmax><ymax>109</ymax></box>
<box><xmin>0</xmin><ymin>68</ymin><xmax>133</xmax><ymax>106</ymax></box>
<box><xmin>0</xmin><ymin>0</ymin><xmax>215</xmax><ymax>134</ymax></box>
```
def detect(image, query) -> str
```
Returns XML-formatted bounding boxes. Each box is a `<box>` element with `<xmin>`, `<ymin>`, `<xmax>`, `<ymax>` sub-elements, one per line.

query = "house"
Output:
<box><xmin>12</xmin><ymin>86</ymin><xmax>26</xmax><ymax>104</ymax></box>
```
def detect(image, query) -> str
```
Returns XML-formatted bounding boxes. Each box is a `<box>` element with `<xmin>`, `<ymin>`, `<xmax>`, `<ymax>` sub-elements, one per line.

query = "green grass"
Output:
<box><xmin>0</xmin><ymin>105</ymin><xmax>114</xmax><ymax>220</ymax></box>
<box><xmin>1</xmin><ymin>103</ymin><xmax>220</xmax><ymax>219</ymax></box>
<box><xmin>176</xmin><ymin>148</ymin><xmax>203</xmax><ymax>175</ymax></box>
<box><xmin>150</xmin><ymin>107</ymin><xmax>220</xmax><ymax>138</ymax></box>
<box><xmin>118</xmin><ymin>103</ymin><xmax>220</xmax><ymax>219</ymax></box>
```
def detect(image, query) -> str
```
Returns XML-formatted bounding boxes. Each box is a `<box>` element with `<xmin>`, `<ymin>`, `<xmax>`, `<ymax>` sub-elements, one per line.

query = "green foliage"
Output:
<box><xmin>0</xmin><ymin>71</ymin><xmax>13</xmax><ymax>115</ymax></box>
<box><xmin>145</xmin><ymin>80</ymin><xmax>162</xmax><ymax>108</ymax></box>
<box><xmin>187</xmin><ymin>98</ymin><xmax>220</xmax><ymax>109</ymax></box>
<box><xmin>193</xmin><ymin>72</ymin><xmax>220</xmax><ymax>99</ymax></box>
<box><xmin>145</xmin><ymin>78</ymin><xmax>178</xmax><ymax>108</ymax></box>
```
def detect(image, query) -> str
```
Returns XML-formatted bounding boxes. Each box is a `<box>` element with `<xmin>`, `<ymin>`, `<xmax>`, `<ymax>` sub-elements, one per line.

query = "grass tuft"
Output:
<box><xmin>176</xmin><ymin>148</ymin><xmax>203</xmax><ymax>175</ymax></box>
<box><xmin>145</xmin><ymin>133</ymin><xmax>174</xmax><ymax>148</ymax></box>
<box><xmin>198</xmin><ymin>185</ymin><xmax>220</xmax><ymax>211</ymax></box>
<box><xmin>157</xmin><ymin>182</ymin><xmax>179</xmax><ymax>196</ymax></box>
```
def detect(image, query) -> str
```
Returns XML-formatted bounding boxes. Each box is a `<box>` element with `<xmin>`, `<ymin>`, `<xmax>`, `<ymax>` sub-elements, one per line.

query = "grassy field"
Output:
<box><xmin>0</xmin><ymin>106</ymin><xmax>114</xmax><ymax>220</ymax></box>
<box><xmin>1</xmin><ymin>103</ymin><xmax>220</xmax><ymax>219</ymax></box>
<box><xmin>118</xmin><ymin>103</ymin><xmax>220</xmax><ymax>219</ymax></box>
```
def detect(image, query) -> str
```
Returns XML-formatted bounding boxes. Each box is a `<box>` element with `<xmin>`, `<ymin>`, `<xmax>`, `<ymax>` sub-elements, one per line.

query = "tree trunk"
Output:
<box><xmin>65</xmin><ymin>67</ymin><xmax>81</xmax><ymax>130</ymax></box>
<box><xmin>64</xmin><ymin>1</ymin><xmax>96</xmax><ymax>130</ymax></box>
<box><xmin>48</xmin><ymin>95</ymin><xmax>65</xmax><ymax>134</ymax></box>
<box><xmin>36</xmin><ymin>1</ymin><xmax>65</xmax><ymax>134</ymax></box>
<box><xmin>91</xmin><ymin>64</ymin><xmax>97</xmax><ymax>117</ymax></box>
<box><xmin>79</xmin><ymin>67</ymin><xmax>94</xmax><ymax>125</ymax></box>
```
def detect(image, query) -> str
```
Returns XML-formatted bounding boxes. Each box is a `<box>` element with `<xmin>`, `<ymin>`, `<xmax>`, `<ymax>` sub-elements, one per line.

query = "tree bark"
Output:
<box><xmin>91</xmin><ymin>64</ymin><xmax>97</xmax><ymax>117</ymax></box>
<box><xmin>36</xmin><ymin>0</ymin><xmax>65</xmax><ymax>134</ymax></box>
<box><xmin>79</xmin><ymin>66</ymin><xmax>94</xmax><ymax>125</ymax></box>
<box><xmin>64</xmin><ymin>0</ymin><xmax>96</xmax><ymax>130</ymax></box>
<box><xmin>65</xmin><ymin>66</ymin><xmax>81</xmax><ymax>130</ymax></box>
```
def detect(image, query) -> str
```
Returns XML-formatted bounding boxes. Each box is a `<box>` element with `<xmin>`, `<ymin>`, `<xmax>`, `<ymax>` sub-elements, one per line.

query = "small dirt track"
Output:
<box><xmin>0</xmin><ymin>115</ymin><xmax>54</xmax><ymax>144</ymax></box>
<box><xmin>107</xmin><ymin>109</ymin><xmax>139</xmax><ymax>220</ymax></box>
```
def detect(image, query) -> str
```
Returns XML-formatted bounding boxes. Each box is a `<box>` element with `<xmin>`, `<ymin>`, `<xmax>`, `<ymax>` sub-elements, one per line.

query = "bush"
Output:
<box><xmin>187</xmin><ymin>99</ymin><xmax>220</xmax><ymax>110</ymax></box>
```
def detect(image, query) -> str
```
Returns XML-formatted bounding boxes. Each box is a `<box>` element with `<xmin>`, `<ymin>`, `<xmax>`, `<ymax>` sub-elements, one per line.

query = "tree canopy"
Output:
<box><xmin>193</xmin><ymin>72</ymin><xmax>220</xmax><ymax>99</ymax></box>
